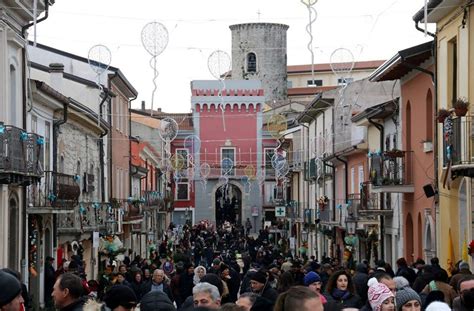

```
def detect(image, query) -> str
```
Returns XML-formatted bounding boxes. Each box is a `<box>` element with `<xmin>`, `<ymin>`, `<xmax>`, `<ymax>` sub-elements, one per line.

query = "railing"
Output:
<box><xmin>443</xmin><ymin>115</ymin><xmax>473</xmax><ymax>166</ymax></box>
<box><xmin>27</xmin><ymin>171</ymin><xmax>80</xmax><ymax>209</ymax></box>
<box><xmin>289</xmin><ymin>149</ymin><xmax>304</xmax><ymax>170</ymax></box>
<box><xmin>369</xmin><ymin>150</ymin><xmax>413</xmax><ymax>187</ymax></box>
<box><xmin>0</xmin><ymin>124</ymin><xmax>44</xmax><ymax>184</ymax></box>
<box><xmin>141</xmin><ymin>190</ymin><xmax>164</xmax><ymax>209</ymax></box>
<box><xmin>57</xmin><ymin>203</ymin><xmax>109</xmax><ymax>233</ymax></box>
<box><xmin>359</xmin><ymin>182</ymin><xmax>383</xmax><ymax>212</ymax></box>
<box><xmin>123</xmin><ymin>204</ymin><xmax>143</xmax><ymax>222</ymax></box>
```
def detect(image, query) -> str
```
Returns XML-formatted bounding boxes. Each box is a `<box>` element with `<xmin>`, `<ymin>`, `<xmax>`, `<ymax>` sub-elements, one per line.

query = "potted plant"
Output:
<box><xmin>437</xmin><ymin>108</ymin><xmax>451</xmax><ymax>123</ymax></box>
<box><xmin>453</xmin><ymin>97</ymin><xmax>470</xmax><ymax>116</ymax></box>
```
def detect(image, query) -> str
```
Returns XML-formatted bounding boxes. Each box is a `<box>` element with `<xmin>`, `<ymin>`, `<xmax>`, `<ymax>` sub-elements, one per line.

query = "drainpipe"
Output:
<box><xmin>52</xmin><ymin>103</ymin><xmax>68</xmax><ymax>248</ymax></box>
<box><xmin>368</xmin><ymin>118</ymin><xmax>385</xmax><ymax>260</ymax></box>
<box><xmin>21</xmin><ymin>1</ymin><xmax>50</xmax><ymax>37</ymax></box>
<box><xmin>99</xmin><ymin>91</ymin><xmax>113</xmax><ymax>203</ymax></box>
<box><xmin>20</xmin><ymin>1</ymin><xmax>50</xmax><ymax>278</ymax></box>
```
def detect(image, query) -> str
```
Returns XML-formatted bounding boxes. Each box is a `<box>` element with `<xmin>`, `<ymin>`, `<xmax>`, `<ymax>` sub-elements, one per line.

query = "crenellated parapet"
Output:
<box><xmin>191</xmin><ymin>80</ymin><xmax>264</xmax><ymax>112</ymax></box>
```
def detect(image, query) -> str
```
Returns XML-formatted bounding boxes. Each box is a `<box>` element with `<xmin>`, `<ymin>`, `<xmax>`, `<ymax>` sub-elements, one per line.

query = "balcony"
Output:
<box><xmin>289</xmin><ymin>149</ymin><xmax>304</xmax><ymax>171</ymax></box>
<box><xmin>0</xmin><ymin>124</ymin><xmax>44</xmax><ymax>185</ymax></box>
<box><xmin>357</xmin><ymin>182</ymin><xmax>393</xmax><ymax>216</ymax></box>
<box><xmin>141</xmin><ymin>190</ymin><xmax>164</xmax><ymax>210</ymax></box>
<box><xmin>369</xmin><ymin>150</ymin><xmax>414</xmax><ymax>193</ymax></box>
<box><xmin>27</xmin><ymin>171</ymin><xmax>80</xmax><ymax>213</ymax></box>
<box><xmin>57</xmin><ymin>202</ymin><xmax>108</xmax><ymax>233</ymax></box>
<box><xmin>123</xmin><ymin>203</ymin><xmax>144</xmax><ymax>225</ymax></box>
<box><xmin>443</xmin><ymin>116</ymin><xmax>474</xmax><ymax>177</ymax></box>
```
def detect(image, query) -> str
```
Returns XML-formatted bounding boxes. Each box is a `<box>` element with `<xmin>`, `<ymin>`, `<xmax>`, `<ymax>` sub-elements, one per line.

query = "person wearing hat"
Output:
<box><xmin>249</xmin><ymin>270</ymin><xmax>278</xmax><ymax>302</ymax></box>
<box><xmin>139</xmin><ymin>290</ymin><xmax>176</xmax><ymax>311</ymax></box>
<box><xmin>368</xmin><ymin>282</ymin><xmax>395</xmax><ymax>311</ymax></box>
<box><xmin>304</xmin><ymin>271</ymin><xmax>327</xmax><ymax>304</ymax></box>
<box><xmin>52</xmin><ymin>273</ymin><xmax>86</xmax><ymax>311</ymax></box>
<box><xmin>103</xmin><ymin>285</ymin><xmax>138</xmax><ymax>311</ymax></box>
<box><xmin>0</xmin><ymin>271</ymin><xmax>24</xmax><ymax>311</ymax></box>
<box><xmin>395</xmin><ymin>287</ymin><xmax>421</xmax><ymax>311</ymax></box>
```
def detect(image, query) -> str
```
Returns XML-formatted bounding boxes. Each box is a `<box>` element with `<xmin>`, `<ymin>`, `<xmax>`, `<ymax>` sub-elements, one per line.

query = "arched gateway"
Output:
<box><xmin>215</xmin><ymin>183</ymin><xmax>242</xmax><ymax>226</ymax></box>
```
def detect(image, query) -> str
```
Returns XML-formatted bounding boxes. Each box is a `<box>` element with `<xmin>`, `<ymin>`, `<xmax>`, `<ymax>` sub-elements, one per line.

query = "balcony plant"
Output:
<box><xmin>437</xmin><ymin>108</ymin><xmax>451</xmax><ymax>123</ymax></box>
<box><xmin>453</xmin><ymin>97</ymin><xmax>470</xmax><ymax>117</ymax></box>
<box><xmin>383</xmin><ymin>149</ymin><xmax>404</xmax><ymax>158</ymax></box>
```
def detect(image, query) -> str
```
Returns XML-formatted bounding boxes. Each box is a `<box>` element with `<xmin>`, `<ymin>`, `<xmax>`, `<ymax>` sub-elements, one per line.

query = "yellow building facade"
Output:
<box><xmin>420</xmin><ymin>0</ymin><xmax>474</xmax><ymax>270</ymax></box>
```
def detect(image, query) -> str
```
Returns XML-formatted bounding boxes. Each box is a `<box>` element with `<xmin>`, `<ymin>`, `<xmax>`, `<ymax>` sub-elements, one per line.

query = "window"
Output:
<box><xmin>358</xmin><ymin>165</ymin><xmax>364</xmax><ymax>191</ymax></box>
<box><xmin>247</xmin><ymin>53</ymin><xmax>257</xmax><ymax>73</ymax></box>
<box><xmin>31</xmin><ymin>115</ymin><xmax>37</xmax><ymax>133</ymax></box>
<box><xmin>45</xmin><ymin>121</ymin><xmax>50</xmax><ymax>171</ymax></box>
<box><xmin>176</xmin><ymin>182</ymin><xmax>189</xmax><ymax>200</ymax></box>
<box><xmin>8</xmin><ymin>197</ymin><xmax>19</xmax><ymax>269</ymax></box>
<box><xmin>59</xmin><ymin>155</ymin><xmax>64</xmax><ymax>173</ymax></box>
<box><xmin>264</xmin><ymin>181</ymin><xmax>277</xmax><ymax>204</ymax></box>
<box><xmin>448</xmin><ymin>37</ymin><xmax>457</xmax><ymax>104</ymax></box>
<box><xmin>221</xmin><ymin>148</ymin><xmax>235</xmax><ymax>176</ymax></box>
<box><xmin>287</xmin><ymin>80</ymin><xmax>293</xmax><ymax>88</ymax></box>
<box><xmin>264</xmin><ymin>148</ymin><xmax>275</xmax><ymax>177</ymax></box>
<box><xmin>176</xmin><ymin>149</ymin><xmax>189</xmax><ymax>179</ymax></box>
<box><xmin>10</xmin><ymin>65</ymin><xmax>16</xmax><ymax>124</ymax></box>
<box><xmin>307</xmin><ymin>79</ymin><xmax>323</xmax><ymax>87</ymax></box>
<box><xmin>350</xmin><ymin>167</ymin><xmax>355</xmax><ymax>193</ymax></box>
<box><xmin>337</xmin><ymin>77</ymin><xmax>354</xmax><ymax>85</ymax></box>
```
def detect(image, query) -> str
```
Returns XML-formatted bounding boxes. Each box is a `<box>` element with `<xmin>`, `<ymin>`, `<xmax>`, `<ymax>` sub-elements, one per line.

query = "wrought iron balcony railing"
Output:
<box><xmin>443</xmin><ymin>115</ymin><xmax>474</xmax><ymax>167</ymax></box>
<box><xmin>57</xmin><ymin>202</ymin><xmax>109</xmax><ymax>233</ymax></box>
<box><xmin>27</xmin><ymin>171</ymin><xmax>80</xmax><ymax>209</ymax></box>
<box><xmin>369</xmin><ymin>150</ymin><xmax>414</xmax><ymax>193</ymax></box>
<box><xmin>0</xmin><ymin>124</ymin><xmax>44</xmax><ymax>185</ymax></box>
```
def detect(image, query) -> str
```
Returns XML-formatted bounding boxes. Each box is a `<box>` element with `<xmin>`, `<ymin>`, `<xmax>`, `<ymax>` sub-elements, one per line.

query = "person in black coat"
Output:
<box><xmin>249</xmin><ymin>270</ymin><xmax>278</xmax><ymax>303</ymax></box>
<box><xmin>130</xmin><ymin>271</ymin><xmax>147</xmax><ymax>301</ymax></box>
<box><xmin>395</xmin><ymin>258</ymin><xmax>417</xmax><ymax>286</ymax></box>
<box><xmin>352</xmin><ymin>263</ymin><xmax>369</xmax><ymax>303</ymax></box>
<box><xmin>179</xmin><ymin>264</ymin><xmax>195</xmax><ymax>304</ymax></box>
<box><xmin>323</xmin><ymin>270</ymin><xmax>362</xmax><ymax>309</ymax></box>
<box><xmin>44</xmin><ymin>256</ymin><xmax>56</xmax><ymax>309</ymax></box>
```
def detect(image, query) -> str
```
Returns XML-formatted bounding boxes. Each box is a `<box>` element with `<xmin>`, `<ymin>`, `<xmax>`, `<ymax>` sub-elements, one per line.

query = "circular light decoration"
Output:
<box><xmin>170</xmin><ymin>153</ymin><xmax>186</xmax><ymax>171</ymax></box>
<box><xmin>207</xmin><ymin>50</ymin><xmax>231</xmax><ymax>80</ymax></box>
<box><xmin>141</xmin><ymin>22</ymin><xmax>169</xmax><ymax>57</ymax></box>
<box><xmin>244</xmin><ymin>165</ymin><xmax>256</xmax><ymax>179</ymax></box>
<box><xmin>184</xmin><ymin>134</ymin><xmax>201</xmax><ymax>155</ymax></box>
<box><xmin>276</xmin><ymin>161</ymin><xmax>290</xmax><ymax>178</ymax></box>
<box><xmin>301</xmin><ymin>0</ymin><xmax>318</xmax><ymax>6</ymax></box>
<box><xmin>267</xmin><ymin>114</ymin><xmax>287</xmax><ymax>139</ymax></box>
<box><xmin>329</xmin><ymin>48</ymin><xmax>355</xmax><ymax>80</ymax></box>
<box><xmin>88</xmin><ymin>44</ymin><xmax>112</xmax><ymax>75</ymax></box>
<box><xmin>158</xmin><ymin>117</ymin><xmax>178</xmax><ymax>141</ymax></box>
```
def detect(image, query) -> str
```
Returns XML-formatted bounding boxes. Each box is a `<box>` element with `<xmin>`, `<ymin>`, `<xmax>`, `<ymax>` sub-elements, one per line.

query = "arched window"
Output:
<box><xmin>246</xmin><ymin>53</ymin><xmax>257</xmax><ymax>73</ymax></box>
<box><xmin>59</xmin><ymin>155</ymin><xmax>65</xmax><ymax>173</ymax></box>
<box><xmin>426</xmin><ymin>89</ymin><xmax>433</xmax><ymax>141</ymax></box>
<box><xmin>10</xmin><ymin>65</ymin><xmax>17</xmax><ymax>124</ymax></box>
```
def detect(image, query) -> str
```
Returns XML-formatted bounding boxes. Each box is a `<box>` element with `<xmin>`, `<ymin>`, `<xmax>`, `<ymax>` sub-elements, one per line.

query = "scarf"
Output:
<box><xmin>332</xmin><ymin>288</ymin><xmax>351</xmax><ymax>301</ymax></box>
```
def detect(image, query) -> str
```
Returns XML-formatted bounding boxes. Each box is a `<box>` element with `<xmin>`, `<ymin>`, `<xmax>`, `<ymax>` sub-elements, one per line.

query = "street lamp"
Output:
<box><xmin>346</xmin><ymin>215</ymin><xmax>357</xmax><ymax>235</ymax></box>
<box><xmin>301</xmin><ymin>230</ymin><xmax>309</xmax><ymax>243</ymax></box>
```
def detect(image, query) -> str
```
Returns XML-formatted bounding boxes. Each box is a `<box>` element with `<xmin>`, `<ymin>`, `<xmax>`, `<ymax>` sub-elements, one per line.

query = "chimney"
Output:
<box><xmin>49</xmin><ymin>63</ymin><xmax>64</xmax><ymax>91</ymax></box>
<box><xmin>141</xmin><ymin>100</ymin><xmax>145</xmax><ymax>110</ymax></box>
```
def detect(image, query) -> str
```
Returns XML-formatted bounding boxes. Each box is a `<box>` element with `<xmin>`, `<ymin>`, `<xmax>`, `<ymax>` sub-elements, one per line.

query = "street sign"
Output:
<box><xmin>275</xmin><ymin>206</ymin><xmax>286</xmax><ymax>217</ymax></box>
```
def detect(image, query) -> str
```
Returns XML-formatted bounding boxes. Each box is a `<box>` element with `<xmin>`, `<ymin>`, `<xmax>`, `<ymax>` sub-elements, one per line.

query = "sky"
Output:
<box><xmin>35</xmin><ymin>0</ymin><xmax>433</xmax><ymax>113</ymax></box>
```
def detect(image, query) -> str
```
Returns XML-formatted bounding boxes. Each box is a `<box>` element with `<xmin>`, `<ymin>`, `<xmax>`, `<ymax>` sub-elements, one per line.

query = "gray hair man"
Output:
<box><xmin>192</xmin><ymin>282</ymin><xmax>221</xmax><ymax>309</ymax></box>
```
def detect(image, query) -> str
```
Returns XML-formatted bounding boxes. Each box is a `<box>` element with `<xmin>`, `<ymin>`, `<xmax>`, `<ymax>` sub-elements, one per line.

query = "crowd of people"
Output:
<box><xmin>1</xmin><ymin>221</ymin><xmax>474</xmax><ymax>311</ymax></box>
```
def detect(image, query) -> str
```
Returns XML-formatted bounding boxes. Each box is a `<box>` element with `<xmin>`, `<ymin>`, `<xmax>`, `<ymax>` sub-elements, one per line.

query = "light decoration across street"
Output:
<box><xmin>141</xmin><ymin>21</ymin><xmax>169</xmax><ymax>116</ymax></box>
<box><xmin>330</xmin><ymin>47</ymin><xmax>355</xmax><ymax>130</ymax></box>
<box><xmin>207</xmin><ymin>50</ymin><xmax>231</xmax><ymax>131</ymax></box>
<box><xmin>87</xmin><ymin>44</ymin><xmax>112</xmax><ymax>126</ymax></box>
